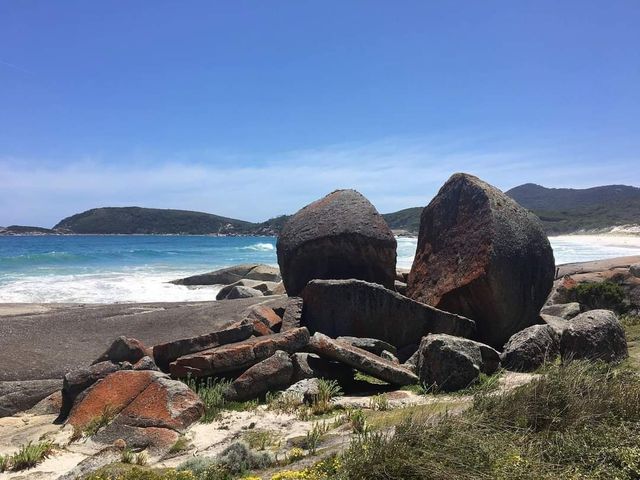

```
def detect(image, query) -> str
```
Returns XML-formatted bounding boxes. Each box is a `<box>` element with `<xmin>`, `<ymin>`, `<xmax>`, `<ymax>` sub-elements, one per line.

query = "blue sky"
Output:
<box><xmin>1</xmin><ymin>1</ymin><xmax>639</xmax><ymax>227</ymax></box>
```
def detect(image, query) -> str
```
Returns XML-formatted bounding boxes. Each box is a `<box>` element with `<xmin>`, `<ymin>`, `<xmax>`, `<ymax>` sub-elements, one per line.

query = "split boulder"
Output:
<box><xmin>407</xmin><ymin>173</ymin><xmax>555</xmax><ymax>348</ymax></box>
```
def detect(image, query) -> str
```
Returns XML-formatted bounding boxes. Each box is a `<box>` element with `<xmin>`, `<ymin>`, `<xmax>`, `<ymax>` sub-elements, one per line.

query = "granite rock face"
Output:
<box><xmin>417</xmin><ymin>334</ymin><xmax>500</xmax><ymax>392</ymax></box>
<box><xmin>407</xmin><ymin>173</ymin><xmax>555</xmax><ymax>348</ymax></box>
<box><xmin>0</xmin><ymin>379</ymin><xmax>62</xmax><ymax>418</ymax></box>
<box><xmin>501</xmin><ymin>324</ymin><xmax>560</xmax><ymax>371</ymax></box>
<box><xmin>541</xmin><ymin>303</ymin><xmax>582</xmax><ymax>320</ymax></box>
<box><xmin>560</xmin><ymin>309</ymin><xmax>628</xmax><ymax>362</ymax></box>
<box><xmin>225</xmin><ymin>351</ymin><xmax>294</xmax><ymax>401</ymax></box>
<box><xmin>302</xmin><ymin>279</ymin><xmax>475</xmax><ymax>348</ymax></box>
<box><xmin>307</xmin><ymin>332</ymin><xmax>418</xmax><ymax>386</ymax></box>
<box><xmin>170</xmin><ymin>264</ymin><xmax>280</xmax><ymax>286</ymax></box>
<box><xmin>277</xmin><ymin>189</ymin><xmax>397</xmax><ymax>296</ymax></box>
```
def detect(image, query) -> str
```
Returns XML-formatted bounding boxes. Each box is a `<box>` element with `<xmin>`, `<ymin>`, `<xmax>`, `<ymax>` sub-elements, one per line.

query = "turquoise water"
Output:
<box><xmin>0</xmin><ymin>235</ymin><xmax>639</xmax><ymax>303</ymax></box>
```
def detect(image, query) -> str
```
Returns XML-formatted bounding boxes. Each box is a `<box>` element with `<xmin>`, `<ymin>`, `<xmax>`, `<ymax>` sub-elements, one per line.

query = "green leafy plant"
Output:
<box><xmin>571</xmin><ymin>281</ymin><xmax>627</xmax><ymax>312</ymax></box>
<box><xmin>243</xmin><ymin>429</ymin><xmax>279</xmax><ymax>451</ymax></box>
<box><xmin>135</xmin><ymin>451</ymin><xmax>148</xmax><ymax>466</ymax></box>
<box><xmin>310</xmin><ymin>379</ymin><xmax>343</xmax><ymax>415</ymax></box>
<box><xmin>0</xmin><ymin>454</ymin><xmax>10</xmax><ymax>472</ymax></box>
<box><xmin>346</xmin><ymin>408</ymin><xmax>367</xmax><ymax>434</ymax></box>
<box><xmin>121</xmin><ymin>448</ymin><xmax>135</xmax><ymax>464</ymax></box>
<box><xmin>183</xmin><ymin>375</ymin><xmax>231</xmax><ymax>422</ymax></box>
<box><xmin>10</xmin><ymin>441</ymin><xmax>54</xmax><ymax>471</ymax></box>
<box><xmin>303</xmin><ymin>421</ymin><xmax>330</xmax><ymax>455</ymax></box>
<box><xmin>369</xmin><ymin>394</ymin><xmax>390</xmax><ymax>411</ymax></box>
<box><xmin>168</xmin><ymin>436</ymin><xmax>191</xmax><ymax>454</ymax></box>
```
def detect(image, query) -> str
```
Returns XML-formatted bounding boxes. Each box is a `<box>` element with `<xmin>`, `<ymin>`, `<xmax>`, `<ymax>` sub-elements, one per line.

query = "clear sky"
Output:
<box><xmin>1</xmin><ymin>1</ymin><xmax>639</xmax><ymax>227</ymax></box>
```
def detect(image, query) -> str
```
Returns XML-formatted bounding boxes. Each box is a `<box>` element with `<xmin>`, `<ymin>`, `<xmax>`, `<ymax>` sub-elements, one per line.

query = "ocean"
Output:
<box><xmin>1</xmin><ymin>235</ymin><xmax>639</xmax><ymax>304</ymax></box>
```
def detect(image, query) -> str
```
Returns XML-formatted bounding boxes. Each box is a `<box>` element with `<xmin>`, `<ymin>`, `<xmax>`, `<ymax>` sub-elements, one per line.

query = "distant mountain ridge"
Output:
<box><xmin>4</xmin><ymin>183</ymin><xmax>639</xmax><ymax>236</ymax></box>
<box><xmin>506</xmin><ymin>183</ymin><xmax>640</xmax><ymax>234</ymax></box>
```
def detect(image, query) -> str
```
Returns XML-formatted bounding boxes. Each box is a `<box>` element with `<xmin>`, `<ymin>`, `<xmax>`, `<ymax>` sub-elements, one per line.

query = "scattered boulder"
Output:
<box><xmin>407</xmin><ymin>173</ymin><xmax>555</xmax><ymax>348</ymax></box>
<box><xmin>302</xmin><ymin>279</ymin><xmax>475</xmax><ymax>348</ymax></box>
<box><xmin>336</xmin><ymin>336</ymin><xmax>397</xmax><ymax>356</ymax></box>
<box><xmin>243</xmin><ymin>304</ymin><xmax>282</xmax><ymax>331</ymax></box>
<box><xmin>133</xmin><ymin>356</ymin><xmax>160</xmax><ymax>371</ymax></box>
<box><xmin>501</xmin><ymin>324</ymin><xmax>560</xmax><ymax>372</ymax></box>
<box><xmin>225</xmin><ymin>351</ymin><xmax>294</xmax><ymax>401</ymax></box>
<box><xmin>285</xmin><ymin>378</ymin><xmax>321</xmax><ymax>404</ymax></box>
<box><xmin>0</xmin><ymin>379</ymin><xmax>62</xmax><ymax>418</ymax></box>
<box><xmin>277</xmin><ymin>189</ymin><xmax>397</xmax><ymax>296</ymax></box>
<box><xmin>170</xmin><ymin>264</ymin><xmax>280</xmax><ymax>286</ymax></box>
<box><xmin>216</xmin><ymin>280</ymin><xmax>264</xmax><ymax>300</ymax></box>
<box><xmin>291</xmin><ymin>352</ymin><xmax>353</xmax><ymax>383</ymax></box>
<box><xmin>92</xmin><ymin>336</ymin><xmax>151</xmax><ymax>365</ymax></box>
<box><xmin>281</xmin><ymin>297</ymin><xmax>303</xmax><ymax>331</ymax></box>
<box><xmin>60</xmin><ymin>361</ymin><xmax>125</xmax><ymax>419</ymax></box>
<box><xmin>307</xmin><ymin>332</ymin><xmax>418</xmax><ymax>386</ymax></box>
<box><xmin>251</xmin><ymin>320</ymin><xmax>274</xmax><ymax>337</ymax></box>
<box><xmin>541</xmin><ymin>302</ymin><xmax>581</xmax><ymax>320</ymax></box>
<box><xmin>631</xmin><ymin>263</ymin><xmax>640</xmax><ymax>278</ymax></box>
<box><xmin>560</xmin><ymin>310</ymin><xmax>628</xmax><ymax>362</ymax></box>
<box><xmin>224</xmin><ymin>285</ymin><xmax>264</xmax><ymax>300</ymax></box>
<box><xmin>152</xmin><ymin>321</ymin><xmax>254</xmax><ymax>371</ymax></box>
<box><xmin>417</xmin><ymin>334</ymin><xmax>500</xmax><ymax>392</ymax></box>
<box><xmin>170</xmin><ymin>327</ymin><xmax>310</xmax><ymax>378</ymax></box>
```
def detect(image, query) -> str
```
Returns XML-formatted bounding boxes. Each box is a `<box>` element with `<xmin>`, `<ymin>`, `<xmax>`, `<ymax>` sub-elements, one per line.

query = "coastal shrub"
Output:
<box><xmin>10</xmin><ymin>440</ymin><xmax>54</xmax><ymax>471</ymax></box>
<box><xmin>310</xmin><ymin>379</ymin><xmax>342</xmax><ymax>415</ymax></box>
<box><xmin>169</xmin><ymin>436</ymin><xmax>191</xmax><ymax>454</ymax></box>
<box><xmin>266</xmin><ymin>390</ymin><xmax>303</xmax><ymax>414</ymax></box>
<box><xmin>183</xmin><ymin>375</ymin><xmax>230</xmax><ymax>422</ymax></box>
<box><xmin>216</xmin><ymin>442</ymin><xmax>273</xmax><ymax>474</ymax></box>
<box><xmin>368</xmin><ymin>394</ymin><xmax>390</xmax><ymax>411</ymax></box>
<box><xmin>85</xmin><ymin>465</ymin><xmax>195</xmax><ymax>480</ymax></box>
<box><xmin>571</xmin><ymin>281</ymin><xmax>627</xmax><ymax>312</ymax></box>
<box><xmin>303</xmin><ymin>422</ymin><xmax>330</xmax><ymax>455</ymax></box>
<box><xmin>0</xmin><ymin>454</ymin><xmax>9</xmax><ymax>472</ymax></box>
<box><xmin>243</xmin><ymin>429</ymin><xmax>280</xmax><ymax>451</ymax></box>
<box><xmin>336</xmin><ymin>361</ymin><xmax>640</xmax><ymax>479</ymax></box>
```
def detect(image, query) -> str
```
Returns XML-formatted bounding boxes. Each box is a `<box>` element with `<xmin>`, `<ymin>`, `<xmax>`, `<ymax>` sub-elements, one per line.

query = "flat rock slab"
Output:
<box><xmin>170</xmin><ymin>327</ymin><xmax>310</xmax><ymax>378</ymax></box>
<box><xmin>302</xmin><ymin>279</ymin><xmax>475</xmax><ymax>348</ymax></box>
<box><xmin>307</xmin><ymin>332</ymin><xmax>418</xmax><ymax>386</ymax></box>
<box><xmin>170</xmin><ymin>264</ymin><xmax>281</xmax><ymax>285</ymax></box>
<box><xmin>153</xmin><ymin>321</ymin><xmax>254</xmax><ymax>371</ymax></box>
<box><xmin>0</xmin><ymin>298</ymin><xmax>274</xmax><ymax>382</ymax></box>
<box><xmin>0</xmin><ymin>379</ymin><xmax>62</xmax><ymax>418</ymax></box>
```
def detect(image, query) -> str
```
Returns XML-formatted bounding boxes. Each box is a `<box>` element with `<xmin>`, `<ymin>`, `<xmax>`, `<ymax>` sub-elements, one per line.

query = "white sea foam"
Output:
<box><xmin>241</xmin><ymin>243</ymin><xmax>275</xmax><ymax>251</ymax></box>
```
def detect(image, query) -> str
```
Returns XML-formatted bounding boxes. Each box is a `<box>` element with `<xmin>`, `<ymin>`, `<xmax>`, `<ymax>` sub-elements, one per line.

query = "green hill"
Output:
<box><xmin>506</xmin><ymin>184</ymin><xmax>640</xmax><ymax>234</ymax></box>
<box><xmin>382</xmin><ymin>207</ymin><xmax>423</xmax><ymax>233</ymax></box>
<box><xmin>53</xmin><ymin>207</ymin><xmax>254</xmax><ymax>235</ymax></box>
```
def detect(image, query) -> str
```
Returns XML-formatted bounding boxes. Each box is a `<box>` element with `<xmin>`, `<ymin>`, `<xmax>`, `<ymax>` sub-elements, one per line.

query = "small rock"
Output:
<box><xmin>92</xmin><ymin>336</ymin><xmax>150</xmax><ymax>365</ymax></box>
<box><xmin>285</xmin><ymin>378</ymin><xmax>321</xmax><ymax>404</ymax></box>
<box><xmin>630</xmin><ymin>263</ymin><xmax>640</xmax><ymax>278</ymax></box>
<box><xmin>243</xmin><ymin>304</ymin><xmax>282</xmax><ymax>331</ymax></box>
<box><xmin>560</xmin><ymin>309</ymin><xmax>628</xmax><ymax>362</ymax></box>
<box><xmin>133</xmin><ymin>356</ymin><xmax>160</xmax><ymax>371</ymax></box>
<box><xmin>224</xmin><ymin>286</ymin><xmax>264</xmax><ymax>300</ymax></box>
<box><xmin>501</xmin><ymin>324</ymin><xmax>560</xmax><ymax>372</ymax></box>
<box><xmin>417</xmin><ymin>334</ymin><xmax>500</xmax><ymax>392</ymax></box>
<box><xmin>380</xmin><ymin>350</ymin><xmax>400</xmax><ymax>364</ymax></box>
<box><xmin>216</xmin><ymin>280</ymin><xmax>264</xmax><ymax>300</ymax></box>
<box><xmin>540</xmin><ymin>314</ymin><xmax>568</xmax><ymax>335</ymax></box>
<box><xmin>541</xmin><ymin>302</ymin><xmax>582</xmax><ymax>320</ymax></box>
<box><xmin>225</xmin><ymin>351</ymin><xmax>294</xmax><ymax>401</ymax></box>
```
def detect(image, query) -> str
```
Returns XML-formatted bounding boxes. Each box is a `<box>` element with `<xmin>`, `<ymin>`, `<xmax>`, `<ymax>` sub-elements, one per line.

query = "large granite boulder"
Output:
<box><xmin>302</xmin><ymin>279</ymin><xmax>475</xmax><ymax>348</ymax></box>
<box><xmin>170</xmin><ymin>327</ymin><xmax>310</xmax><ymax>378</ymax></box>
<box><xmin>417</xmin><ymin>334</ymin><xmax>500</xmax><ymax>392</ymax></box>
<box><xmin>0</xmin><ymin>379</ymin><xmax>62</xmax><ymax>418</ymax></box>
<box><xmin>560</xmin><ymin>310</ymin><xmax>628</xmax><ymax>362</ymax></box>
<box><xmin>501</xmin><ymin>324</ymin><xmax>560</xmax><ymax>372</ymax></box>
<box><xmin>307</xmin><ymin>332</ymin><xmax>418</xmax><ymax>386</ymax></box>
<box><xmin>407</xmin><ymin>173</ymin><xmax>555</xmax><ymax>348</ymax></box>
<box><xmin>225</xmin><ymin>351</ymin><xmax>294</xmax><ymax>401</ymax></box>
<box><xmin>68</xmin><ymin>370</ymin><xmax>203</xmax><ymax>451</ymax></box>
<box><xmin>277</xmin><ymin>189</ymin><xmax>397</xmax><ymax>296</ymax></box>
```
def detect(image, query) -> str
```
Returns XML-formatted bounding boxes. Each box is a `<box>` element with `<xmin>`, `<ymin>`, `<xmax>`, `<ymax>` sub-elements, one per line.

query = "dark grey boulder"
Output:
<box><xmin>560</xmin><ymin>309</ymin><xmax>628</xmax><ymax>362</ymax></box>
<box><xmin>541</xmin><ymin>302</ymin><xmax>581</xmax><ymax>320</ymax></box>
<box><xmin>407</xmin><ymin>173</ymin><xmax>555</xmax><ymax>348</ymax></box>
<box><xmin>133</xmin><ymin>356</ymin><xmax>160</xmax><ymax>371</ymax></box>
<box><xmin>170</xmin><ymin>264</ymin><xmax>280</xmax><ymax>286</ymax></box>
<box><xmin>381</xmin><ymin>350</ymin><xmax>400</xmax><ymax>364</ymax></box>
<box><xmin>501</xmin><ymin>324</ymin><xmax>560</xmax><ymax>372</ymax></box>
<box><xmin>307</xmin><ymin>332</ymin><xmax>418</xmax><ymax>386</ymax></box>
<box><xmin>216</xmin><ymin>280</ymin><xmax>264</xmax><ymax>300</ymax></box>
<box><xmin>302</xmin><ymin>279</ymin><xmax>475</xmax><ymax>348</ymax></box>
<box><xmin>0</xmin><ymin>379</ymin><xmax>62</xmax><ymax>418</ymax></box>
<box><xmin>336</xmin><ymin>336</ymin><xmax>397</xmax><ymax>356</ymax></box>
<box><xmin>281</xmin><ymin>296</ymin><xmax>303</xmax><ymax>331</ymax></box>
<box><xmin>225</xmin><ymin>351</ymin><xmax>293</xmax><ymax>401</ymax></box>
<box><xmin>417</xmin><ymin>334</ymin><xmax>500</xmax><ymax>392</ymax></box>
<box><xmin>291</xmin><ymin>352</ymin><xmax>353</xmax><ymax>383</ymax></box>
<box><xmin>277</xmin><ymin>189</ymin><xmax>397</xmax><ymax>296</ymax></box>
<box><xmin>224</xmin><ymin>285</ymin><xmax>264</xmax><ymax>300</ymax></box>
<box><xmin>285</xmin><ymin>378</ymin><xmax>321</xmax><ymax>405</ymax></box>
<box><xmin>630</xmin><ymin>263</ymin><xmax>640</xmax><ymax>278</ymax></box>
<box><xmin>92</xmin><ymin>336</ymin><xmax>150</xmax><ymax>365</ymax></box>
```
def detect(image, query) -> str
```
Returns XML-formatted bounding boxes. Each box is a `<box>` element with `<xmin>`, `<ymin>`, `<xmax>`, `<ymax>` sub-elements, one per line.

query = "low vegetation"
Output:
<box><xmin>2</xmin><ymin>440</ymin><xmax>55</xmax><ymax>471</ymax></box>
<box><xmin>183</xmin><ymin>376</ymin><xmax>231</xmax><ymax>422</ymax></box>
<box><xmin>570</xmin><ymin>281</ymin><xmax>628</xmax><ymax>313</ymax></box>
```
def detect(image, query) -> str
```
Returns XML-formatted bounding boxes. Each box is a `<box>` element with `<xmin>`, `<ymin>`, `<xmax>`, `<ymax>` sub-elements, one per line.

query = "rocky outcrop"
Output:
<box><xmin>277</xmin><ymin>189</ymin><xmax>397</xmax><ymax>296</ymax></box>
<box><xmin>417</xmin><ymin>334</ymin><xmax>500</xmax><ymax>392</ymax></box>
<box><xmin>224</xmin><ymin>285</ymin><xmax>264</xmax><ymax>299</ymax></box>
<box><xmin>170</xmin><ymin>264</ymin><xmax>280</xmax><ymax>286</ymax></box>
<box><xmin>501</xmin><ymin>324</ymin><xmax>560</xmax><ymax>371</ymax></box>
<box><xmin>225</xmin><ymin>351</ymin><xmax>294</xmax><ymax>401</ymax></box>
<box><xmin>302</xmin><ymin>279</ymin><xmax>475</xmax><ymax>348</ymax></box>
<box><xmin>216</xmin><ymin>279</ymin><xmax>265</xmax><ymax>300</ymax></box>
<box><xmin>541</xmin><ymin>303</ymin><xmax>581</xmax><ymax>320</ymax></box>
<box><xmin>92</xmin><ymin>336</ymin><xmax>151</xmax><ymax>365</ymax></box>
<box><xmin>407</xmin><ymin>173</ymin><xmax>555</xmax><ymax>348</ymax></box>
<box><xmin>0</xmin><ymin>379</ymin><xmax>62</xmax><ymax>418</ymax></box>
<box><xmin>152</xmin><ymin>321</ymin><xmax>254</xmax><ymax>371</ymax></box>
<box><xmin>560</xmin><ymin>310</ymin><xmax>628</xmax><ymax>362</ymax></box>
<box><xmin>242</xmin><ymin>304</ymin><xmax>282</xmax><ymax>331</ymax></box>
<box><xmin>170</xmin><ymin>327</ymin><xmax>310</xmax><ymax>378</ymax></box>
<box><xmin>307</xmin><ymin>332</ymin><xmax>418</xmax><ymax>386</ymax></box>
